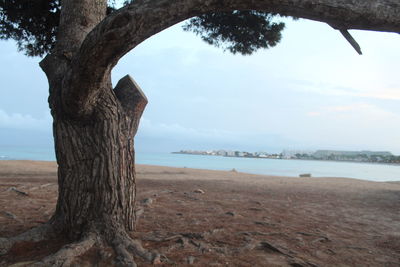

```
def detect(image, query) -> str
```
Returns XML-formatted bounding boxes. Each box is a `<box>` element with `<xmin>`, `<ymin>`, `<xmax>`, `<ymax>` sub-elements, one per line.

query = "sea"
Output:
<box><xmin>1</xmin><ymin>146</ymin><xmax>400</xmax><ymax>182</ymax></box>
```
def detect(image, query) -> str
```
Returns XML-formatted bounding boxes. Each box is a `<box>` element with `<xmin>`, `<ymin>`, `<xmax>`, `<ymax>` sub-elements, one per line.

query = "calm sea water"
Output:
<box><xmin>1</xmin><ymin>146</ymin><xmax>400</xmax><ymax>182</ymax></box>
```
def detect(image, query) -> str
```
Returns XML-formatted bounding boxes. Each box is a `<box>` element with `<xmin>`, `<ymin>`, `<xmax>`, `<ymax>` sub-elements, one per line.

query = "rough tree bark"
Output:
<box><xmin>1</xmin><ymin>0</ymin><xmax>399</xmax><ymax>266</ymax></box>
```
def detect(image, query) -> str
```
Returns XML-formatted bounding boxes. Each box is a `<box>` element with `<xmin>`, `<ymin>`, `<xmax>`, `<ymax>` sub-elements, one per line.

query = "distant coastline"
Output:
<box><xmin>172</xmin><ymin>149</ymin><xmax>400</xmax><ymax>165</ymax></box>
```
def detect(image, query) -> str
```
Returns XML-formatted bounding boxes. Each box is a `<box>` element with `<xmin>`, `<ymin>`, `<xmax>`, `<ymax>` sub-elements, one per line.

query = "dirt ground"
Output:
<box><xmin>0</xmin><ymin>160</ymin><xmax>399</xmax><ymax>266</ymax></box>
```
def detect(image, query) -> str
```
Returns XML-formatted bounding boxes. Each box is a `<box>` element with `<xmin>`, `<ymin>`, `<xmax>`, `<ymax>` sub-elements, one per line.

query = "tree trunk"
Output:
<box><xmin>50</xmin><ymin>76</ymin><xmax>147</xmax><ymax>241</ymax></box>
<box><xmin>37</xmin><ymin>2</ymin><xmax>152</xmax><ymax>264</ymax></box>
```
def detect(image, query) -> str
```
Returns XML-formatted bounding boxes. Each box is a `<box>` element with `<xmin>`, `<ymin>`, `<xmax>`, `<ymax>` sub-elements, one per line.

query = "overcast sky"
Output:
<box><xmin>0</xmin><ymin>18</ymin><xmax>399</xmax><ymax>154</ymax></box>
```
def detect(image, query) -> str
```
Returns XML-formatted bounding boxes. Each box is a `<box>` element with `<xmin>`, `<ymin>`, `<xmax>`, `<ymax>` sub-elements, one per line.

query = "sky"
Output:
<box><xmin>0</xmin><ymin>17</ymin><xmax>399</xmax><ymax>154</ymax></box>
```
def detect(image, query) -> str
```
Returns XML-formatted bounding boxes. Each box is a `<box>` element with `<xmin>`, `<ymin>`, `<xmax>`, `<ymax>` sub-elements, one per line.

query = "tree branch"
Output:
<box><xmin>114</xmin><ymin>75</ymin><xmax>148</xmax><ymax>136</ymax></box>
<box><xmin>63</xmin><ymin>0</ymin><xmax>400</xmax><ymax>117</ymax></box>
<box><xmin>339</xmin><ymin>29</ymin><xmax>363</xmax><ymax>55</ymax></box>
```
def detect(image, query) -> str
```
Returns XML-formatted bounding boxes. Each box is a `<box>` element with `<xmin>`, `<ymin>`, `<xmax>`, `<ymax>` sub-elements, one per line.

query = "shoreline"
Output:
<box><xmin>172</xmin><ymin>152</ymin><xmax>400</xmax><ymax>167</ymax></box>
<box><xmin>0</xmin><ymin>159</ymin><xmax>399</xmax><ymax>184</ymax></box>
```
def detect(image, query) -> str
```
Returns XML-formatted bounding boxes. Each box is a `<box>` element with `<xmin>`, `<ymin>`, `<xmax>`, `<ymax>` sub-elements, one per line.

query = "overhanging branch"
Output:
<box><xmin>63</xmin><ymin>0</ymin><xmax>400</xmax><ymax>117</ymax></box>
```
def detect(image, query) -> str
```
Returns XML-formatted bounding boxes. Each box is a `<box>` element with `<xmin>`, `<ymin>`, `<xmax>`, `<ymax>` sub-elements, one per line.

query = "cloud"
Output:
<box><xmin>138</xmin><ymin>117</ymin><xmax>247</xmax><ymax>142</ymax></box>
<box><xmin>306</xmin><ymin>102</ymin><xmax>400</xmax><ymax>119</ymax></box>
<box><xmin>306</xmin><ymin>111</ymin><xmax>321</xmax><ymax>117</ymax></box>
<box><xmin>136</xmin><ymin>117</ymin><xmax>294</xmax><ymax>152</ymax></box>
<box><xmin>300</xmin><ymin>102</ymin><xmax>400</xmax><ymax>152</ymax></box>
<box><xmin>357</xmin><ymin>88</ymin><xmax>400</xmax><ymax>101</ymax></box>
<box><xmin>0</xmin><ymin>109</ymin><xmax>51</xmax><ymax>131</ymax></box>
<box><xmin>299</xmin><ymin>82</ymin><xmax>400</xmax><ymax>101</ymax></box>
<box><xmin>338</xmin><ymin>87</ymin><xmax>400</xmax><ymax>101</ymax></box>
<box><xmin>325</xmin><ymin>103</ymin><xmax>376</xmax><ymax>112</ymax></box>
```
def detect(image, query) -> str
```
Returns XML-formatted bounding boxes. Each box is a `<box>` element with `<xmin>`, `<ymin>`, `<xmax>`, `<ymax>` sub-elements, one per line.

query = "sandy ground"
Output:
<box><xmin>0</xmin><ymin>160</ymin><xmax>399</xmax><ymax>266</ymax></box>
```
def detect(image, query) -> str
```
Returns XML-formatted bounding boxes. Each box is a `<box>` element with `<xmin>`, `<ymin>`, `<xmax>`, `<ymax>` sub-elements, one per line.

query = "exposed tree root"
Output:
<box><xmin>0</xmin><ymin>221</ymin><xmax>165</xmax><ymax>266</ymax></box>
<box><xmin>112</xmin><ymin>232</ymin><xmax>161</xmax><ymax>267</ymax></box>
<box><xmin>0</xmin><ymin>223</ymin><xmax>54</xmax><ymax>255</ymax></box>
<box><xmin>1</xmin><ymin>224</ymin><xmax>324</xmax><ymax>266</ymax></box>
<box><xmin>30</xmin><ymin>232</ymin><xmax>97</xmax><ymax>267</ymax></box>
<box><xmin>136</xmin><ymin>229</ymin><xmax>320</xmax><ymax>266</ymax></box>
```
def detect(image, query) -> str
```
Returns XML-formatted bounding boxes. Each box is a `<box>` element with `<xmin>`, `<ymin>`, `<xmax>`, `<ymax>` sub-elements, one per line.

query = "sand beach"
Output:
<box><xmin>0</xmin><ymin>160</ymin><xmax>399</xmax><ymax>266</ymax></box>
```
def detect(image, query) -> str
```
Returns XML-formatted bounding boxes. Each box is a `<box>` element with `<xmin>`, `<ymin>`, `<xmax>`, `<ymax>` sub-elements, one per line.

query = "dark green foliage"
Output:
<box><xmin>0</xmin><ymin>0</ymin><xmax>60</xmax><ymax>57</ymax></box>
<box><xmin>1</xmin><ymin>1</ymin><xmax>285</xmax><ymax>57</ymax></box>
<box><xmin>0</xmin><ymin>0</ymin><xmax>116</xmax><ymax>57</ymax></box>
<box><xmin>183</xmin><ymin>11</ymin><xmax>285</xmax><ymax>55</ymax></box>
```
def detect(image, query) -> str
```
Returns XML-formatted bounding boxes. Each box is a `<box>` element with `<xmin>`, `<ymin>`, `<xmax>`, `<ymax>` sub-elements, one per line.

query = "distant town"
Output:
<box><xmin>172</xmin><ymin>149</ymin><xmax>400</xmax><ymax>164</ymax></box>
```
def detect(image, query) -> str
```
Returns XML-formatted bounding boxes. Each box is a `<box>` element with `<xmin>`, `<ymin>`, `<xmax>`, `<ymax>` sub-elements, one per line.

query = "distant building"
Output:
<box><xmin>237</xmin><ymin>151</ymin><xmax>246</xmax><ymax>157</ymax></box>
<box><xmin>313</xmin><ymin>150</ymin><xmax>392</xmax><ymax>159</ymax></box>
<box><xmin>226</xmin><ymin>150</ymin><xmax>235</xmax><ymax>157</ymax></box>
<box><xmin>281</xmin><ymin>150</ymin><xmax>315</xmax><ymax>159</ymax></box>
<box><xmin>216</xmin><ymin>150</ymin><xmax>227</xmax><ymax>156</ymax></box>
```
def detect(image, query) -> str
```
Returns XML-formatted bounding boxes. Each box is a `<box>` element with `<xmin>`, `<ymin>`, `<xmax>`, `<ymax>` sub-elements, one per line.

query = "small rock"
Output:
<box><xmin>231</xmin><ymin>168</ymin><xmax>237</xmax><ymax>172</ymax></box>
<box><xmin>244</xmin><ymin>236</ymin><xmax>253</xmax><ymax>242</ymax></box>
<box><xmin>225</xmin><ymin>211</ymin><xmax>235</xmax><ymax>217</ymax></box>
<box><xmin>182</xmin><ymin>232</ymin><xmax>205</xmax><ymax>239</ymax></box>
<box><xmin>249</xmin><ymin>207</ymin><xmax>263</xmax><ymax>211</ymax></box>
<box><xmin>40</xmin><ymin>183</ymin><xmax>53</xmax><ymax>188</ymax></box>
<box><xmin>161</xmin><ymin>189</ymin><xmax>173</xmax><ymax>194</ymax></box>
<box><xmin>187</xmin><ymin>256</ymin><xmax>195</xmax><ymax>264</ymax></box>
<box><xmin>215</xmin><ymin>247</ymin><xmax>228</xmax><ymax>254</ymax></box>
<box><xmin>254</xmin><ymin>221</ymin><xmax>275</xmax><ymax>227</ymax></box>
<box><xmin>176</xmin><ymin>213</ymin><xmax>183</xmax><ymax>216</ymax></box>
<box><xmin>141</xmin><ymin>198</ymin><xmax>153</xmax><ymax>206</ymax></box>
<box><xmin>2</xmin><ymin>211</ymin><xmax>17</xmax><ymax>219</ymax></box>
<box><xmin>258</xmin><ymin>241</ymin><xmax>283</xmax><ymax>253</ymax></box>
<box><xmin>193</xmin><ymin>189</ymin><xmax>205</xmax><ymax>194</ymax></box>
<box><xmin>8</xmin><ymin>187</ymin><xmax>28</xmax><ymax>196</ymax></box>
<box><xmin>135</xmin><ymin>207</ymin><xmax>144</xmax><ymax>218</ymax></box>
